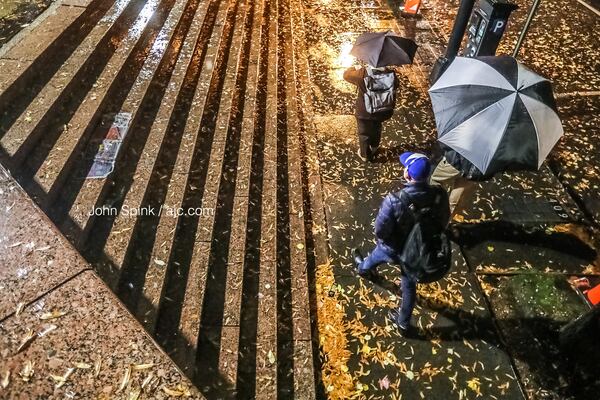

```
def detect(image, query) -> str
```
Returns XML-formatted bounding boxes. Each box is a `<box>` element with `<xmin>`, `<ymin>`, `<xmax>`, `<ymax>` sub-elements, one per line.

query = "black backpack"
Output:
<box><xmin>398</xmin><ymin>190</ymin><xmax>451</xmax><ymax>283</ymax></box>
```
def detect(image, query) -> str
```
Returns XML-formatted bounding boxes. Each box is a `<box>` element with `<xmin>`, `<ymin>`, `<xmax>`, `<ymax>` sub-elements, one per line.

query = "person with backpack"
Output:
<box><xmin>343</xmin><ymin>64</ymin><xmax>399</xmax><ymax>162</ymax></box>
<box><xmin>353</xmin><ymin>152</ymin><xmax>450</xmax><ymax>335</ymax></box>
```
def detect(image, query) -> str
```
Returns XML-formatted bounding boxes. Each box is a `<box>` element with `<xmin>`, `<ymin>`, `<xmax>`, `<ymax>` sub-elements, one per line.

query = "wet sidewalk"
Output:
<box><xmin>0</xmin><ymin>164</ymin><xmax>202</xmax><ymax>398</ymax></box>
<box><xmin>0</xmin><ymin>0</ymin><xmax>598</xmax><ymax>397</ymax></box>
<box><xmin>302</xmin><ymin>0</ymin><xmax>600</xmax><ymax>398</ymax></box>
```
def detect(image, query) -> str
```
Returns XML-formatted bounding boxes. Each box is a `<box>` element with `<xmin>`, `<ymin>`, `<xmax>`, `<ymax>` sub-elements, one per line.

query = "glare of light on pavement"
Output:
<box><xmin>337</xmin><ymin>42</ymin><xmax>355</xmax><ymax>68</ymax></box>
<box><xmin>129</xmin><ymin>0</ymin><xmax>160</xmax><ymax>39</ymax></box>
<box><xmin>101</xmin><ymin>0</ymin><xmax>130</xmax><ymax>24</ymax></box>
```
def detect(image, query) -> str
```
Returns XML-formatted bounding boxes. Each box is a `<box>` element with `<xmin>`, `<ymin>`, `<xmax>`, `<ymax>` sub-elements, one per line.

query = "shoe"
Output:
<box><xmin>352</xmin><ymin>248</ymin><xmax>364</xmax><ymax>266</ymax></box>
<box><xmin>369</xmin><ymin>145</ymin><xmax>380</xmax><ymax>156</ymax></box>
<box><xmin>359</xmin><ymin>268</ymin><xmax>381</xmax><ymax>281</ymax></box>
<box><xmin>388</xmin><ymin>310</ymin><xmax>412</xmax><ymax>337</ymax></box>
<box><xmin>353</xmin><ymin>248</ymin><xmax>380</xmax><ymax>281</ymax></box>
<box><xmin>357</xmin><ymin>149</ymin><xmax>368</xmax><ymax>162</ymax></box>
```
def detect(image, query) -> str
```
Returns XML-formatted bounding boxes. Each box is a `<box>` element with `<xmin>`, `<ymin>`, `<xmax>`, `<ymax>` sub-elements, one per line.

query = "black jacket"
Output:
<box><xmin>343</xmin><ymin>66</ymin><xmax>399</xmax><ymax>121</ymax></box>
<box><xmin>375</xmin><ymin>181</ymin><xmax>450</xmax><ymax>253</ymax></box>
<box><xmin>443</xmin><ymin>146</ymin><xmax>494</xmax><ymax>182</ymax></box>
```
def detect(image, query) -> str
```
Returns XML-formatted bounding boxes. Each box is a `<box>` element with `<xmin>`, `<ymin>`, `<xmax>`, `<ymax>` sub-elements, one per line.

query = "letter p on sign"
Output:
<box><xmin>492</xmin><ymin>19</ymin><xmax>505</xmax><ymax>33</ymax></box>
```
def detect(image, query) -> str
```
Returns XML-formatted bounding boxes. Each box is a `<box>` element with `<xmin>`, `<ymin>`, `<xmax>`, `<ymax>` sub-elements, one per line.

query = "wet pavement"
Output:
<box><xmin>0</xmin><ymin>164</ymin><xmax>202</xmax><ymax>399</ymax></box>
<box><xmin>303</xmin><ymin>0</ymin><xmax>600</xmax><ymax>399</ymax></box>
<box><xmin>0</xmin><ymin>0</ymin><xmax>55</xmax><ymax>48</ymax></box>
<box><xmin>0</xmin><ymin>0</ymin><xmax>599</xmax><ymax>398</ymax></box>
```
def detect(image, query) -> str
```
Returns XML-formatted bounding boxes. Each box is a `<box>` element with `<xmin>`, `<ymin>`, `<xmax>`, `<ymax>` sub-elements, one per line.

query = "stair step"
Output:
<box><xmin>0</xmin><ymin>0</ymin><xmax>321</xmax><ymax>397</ymax></box>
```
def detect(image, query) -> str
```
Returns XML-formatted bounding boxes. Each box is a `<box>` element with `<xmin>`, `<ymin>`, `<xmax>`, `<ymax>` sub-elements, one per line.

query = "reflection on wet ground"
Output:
<box><xmin>127</xmin><ymin>0</ymin><xmax>160</xmax><ymax>41</ymax></box>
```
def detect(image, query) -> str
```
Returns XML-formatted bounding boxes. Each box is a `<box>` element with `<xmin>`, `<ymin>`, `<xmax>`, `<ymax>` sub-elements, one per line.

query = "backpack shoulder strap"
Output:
<box><xmin>397</xmin><ymin>189</ymin><xmax>418</xmax><ymax>221</ymax></box>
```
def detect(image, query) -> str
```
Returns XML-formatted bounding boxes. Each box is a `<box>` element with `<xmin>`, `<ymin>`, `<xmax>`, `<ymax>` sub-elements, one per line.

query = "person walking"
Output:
<box><xmin>429</xmin><ymin>144</ymin><xmax>494</xmax><ymax>220</ymax></box>
<box><xmin>343</xmin><ymin>64</ymin><xmax>399</xmax><ymax>162</ymax></box>
<box><xmin>353</xmin><ymin>152</ymin><xmax>450</xmax><ymax>335</ymax></box>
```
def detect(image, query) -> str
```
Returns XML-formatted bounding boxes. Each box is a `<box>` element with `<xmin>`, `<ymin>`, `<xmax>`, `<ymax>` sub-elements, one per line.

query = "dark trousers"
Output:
<box><xmin>356</xmin><ymin>118</ymin><xmax>382</xmax><ymax>160</ymax></box>
<box><xmin>359</xmin><ymin>243</ymin><xmax>417</xmax><ymax>328</ymax></box>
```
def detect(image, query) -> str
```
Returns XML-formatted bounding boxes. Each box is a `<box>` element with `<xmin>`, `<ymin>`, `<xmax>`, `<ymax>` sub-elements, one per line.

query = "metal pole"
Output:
<box><xmin>429</xmin><ymin>0</ymin><xmax>477</xmax><ymax>84</ymax></box>
<box><xmin>512</xmin><ymin>0</ymin><xmax>542</xmax><ymax>58</ymax></box>
<box><xmin>446</xmin><ymin>0</ymin><xmax>477</xmax><ymax>59</ymax></box>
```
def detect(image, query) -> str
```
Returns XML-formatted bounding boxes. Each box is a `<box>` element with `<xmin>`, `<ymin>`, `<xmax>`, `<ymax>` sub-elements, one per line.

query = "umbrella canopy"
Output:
<box><xmin>350</xmin><ymin>31</ymin><xmax>417</xmax><ymax>67</ymax></box>
<box><xmin>428</xmin><ymin>56</ymin><xmax>563</xmax><ymax>175</ymax></box>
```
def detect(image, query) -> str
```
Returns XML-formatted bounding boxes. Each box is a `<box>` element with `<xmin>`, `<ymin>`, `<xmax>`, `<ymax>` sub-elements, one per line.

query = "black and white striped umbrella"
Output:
<box><xmin>428</xmin><ymin>56</ymin><xmax>563</xmax><ymax>175</ymax></box>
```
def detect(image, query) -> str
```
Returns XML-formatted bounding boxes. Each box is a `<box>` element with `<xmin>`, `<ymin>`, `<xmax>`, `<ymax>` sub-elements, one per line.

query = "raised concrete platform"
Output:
<box><xmin>0</xmin><ymin>164</ymin><xmax>202</xmax><ymax>398</ymax></box>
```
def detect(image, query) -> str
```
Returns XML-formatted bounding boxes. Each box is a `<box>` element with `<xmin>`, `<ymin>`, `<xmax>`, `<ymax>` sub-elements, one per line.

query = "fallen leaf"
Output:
<box><xmin>378</xmin><ymin>375</ymin><xmax>390</xmax><ymax>389</ymax></box>
<box><xmin>19</xmin><ymin>361</ymin><xmax>34</xmax><ymax>382</ymax></box>
<box><xmin>40</xmin><ymin>310</ymin><xmax>67</xmax><ymax>320</ymax></box>
<box><xmin>118</xmin><ymin>366</ymin><xmax>132</xmax><ymax>392</ymax></box>
<box><xmin>94</xmin><ymin>357</ymin><xmax>102</xmax><ymax>378</ymax></box>
<box><xmin>267</xmin><ymin>350</ymin><xmax>275</xmax><ymax>364</ymax></box>
<box><xmin>16</xmin><ymin>329</ymin><xmax>36</xmax><ymax>354</ymax></box>
<box><xmin>1</xmin><ymin>370</ymin><xmax>10</xmax><ymax>388</ymax></box>
<box><xmin>51</xmin><ymin>368</ymin><xmax>74</xmax><ymax>388</ymax></box>
<box><xmin>15</xmin><ymin>302</ymin><xmax>25</xmax><ymax>317</ymax></box>
<box><xmin>467</xmin><ymin>377</ymin><xmax>482</xmax><ymax>395</ymax></box>
<box><xmin>142</xmin><ymin>374</ymin><xmax>159</xmax><ymax>393</ymax></box>
<box><xmin>132</xmin><ymin>363</ymin><xmax>154</xmax><ymax>371</ymax></box>
<box><xmin>162</xmin><ymin>384</ymin><xmax>191</xmax><ymax>397</ymax></box>
<box><xmin>162</xmin><ymin>386</ymin><xmax>184</xmax><ymax>396</ymax></box>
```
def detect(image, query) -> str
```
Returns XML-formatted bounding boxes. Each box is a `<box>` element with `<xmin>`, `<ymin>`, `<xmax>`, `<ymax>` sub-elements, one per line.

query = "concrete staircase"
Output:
<box><xmin>0</xmin><ymin>0</ymin><xmax>320</xmax><ymax>397</ymax></box>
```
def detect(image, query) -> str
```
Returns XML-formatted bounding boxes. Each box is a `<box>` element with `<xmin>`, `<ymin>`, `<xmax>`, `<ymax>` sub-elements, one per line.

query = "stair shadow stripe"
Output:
<box><xmin>0</xmin><ymin>0</ymin><xmax>115</xmax><ymax>141</ymax></box>
<box><xmin>235</xmin><ymin>0</ymin><xmax>271</xmax><ymax>395</ymax></box>
<box><xmin>275</xmin><ymin>0</ymin><xmax>294</xmax><ymax>396</ymax></box>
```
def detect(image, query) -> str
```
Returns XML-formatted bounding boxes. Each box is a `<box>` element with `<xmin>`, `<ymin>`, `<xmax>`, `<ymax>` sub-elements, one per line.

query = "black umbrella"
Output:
<box><xmin>428</xmin><ymin>56</ymin><xmax>563</xmax><ymax>175</ymax></box>
<box><xmin>350</xmin><ymin>31</ymin><xmax>417</xmax><ymax>67</ymax></box>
